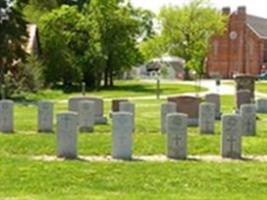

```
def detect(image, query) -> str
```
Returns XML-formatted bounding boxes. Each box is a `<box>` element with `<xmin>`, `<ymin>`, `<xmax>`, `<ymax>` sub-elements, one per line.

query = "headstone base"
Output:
<box><xmin>95</xmin><ymin>117</ymin><xmax>108</xmax><ymax>124</ymax></box>
<box><xmin>79</xmin><ymin>127</ymin><xmax>94</xmax><ymax>133</ymax></box>
<box><xmin>188</xmin><ymin>118</ymin><xmax>199</xmax><ymax>126</ymax></box>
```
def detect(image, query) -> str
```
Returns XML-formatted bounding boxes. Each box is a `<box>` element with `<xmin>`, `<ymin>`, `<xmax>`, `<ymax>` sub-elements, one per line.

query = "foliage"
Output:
<box><xmin>0</xmin><ymin>0</ymin><xmax>43</xmax><ymax>97</ymax></box>
<box><xmin>40</xmin><ymin>5</ymin><xmax>85</xmax><ymax>88</ymax></box>
<box><xmin>39</xmin><ymin>1</ymin><xmax>154</xmax><ymax>89</ymax></box>
<box><xmin>140</xmin><ymin>0</ymin><xmax>226</xmax><ymax>78</ymax></box>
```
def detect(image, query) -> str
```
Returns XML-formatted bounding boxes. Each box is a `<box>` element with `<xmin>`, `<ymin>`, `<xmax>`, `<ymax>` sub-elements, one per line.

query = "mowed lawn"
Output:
<box><xmin>1</xmin><ymin>83</ymin><xmax>267</xmax><ymax>199</ymax></box>
<box><xmin>22</xmin><ymin>80</ymin><xmax>206</xmax><ymax>100</ymax></box>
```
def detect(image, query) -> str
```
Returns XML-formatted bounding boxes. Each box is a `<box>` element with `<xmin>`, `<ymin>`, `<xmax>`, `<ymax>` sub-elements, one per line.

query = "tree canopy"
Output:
<box><xmin>0</xmin><ymin>0</ymin><xmax>28</xmax><ymax>84</ymax></box>
<box><xmin>140</xmin><ymin>0</ymin><xmax>226</xmax><ymax>78</ymax></box>
<box><xmin>39</xmin><ymin>0</ymin><xmax>154</xmax><ymax>89</ymax></box>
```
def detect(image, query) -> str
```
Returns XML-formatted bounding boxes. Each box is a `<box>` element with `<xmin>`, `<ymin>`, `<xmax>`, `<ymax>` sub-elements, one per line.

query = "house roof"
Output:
<box><xmin>247</xmin><ymin>15</ymin><xmax>267</xmax><ymax>38</ymax></box>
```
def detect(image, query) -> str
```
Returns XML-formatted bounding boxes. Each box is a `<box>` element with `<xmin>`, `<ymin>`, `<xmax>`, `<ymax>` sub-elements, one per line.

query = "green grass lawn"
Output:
<box><xmin>256</xmin><ymin>81</ymin><xmax>267</xmax><ymax>94</ymax></box>
<box><xmin>21</xmin><ymin>80</ymin><xmax>206</xmax><ymax>101</ymax></box>
<box><xmin>1</xmin><ymin>94</ymin><xmax>267</xmax><ymax>199</ymax></box>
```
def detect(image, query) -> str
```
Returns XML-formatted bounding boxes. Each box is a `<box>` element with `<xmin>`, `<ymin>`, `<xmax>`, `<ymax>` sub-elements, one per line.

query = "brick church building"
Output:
<box><xmin>206</xmin><ymin>6</ymin><xmax>267</xmax><ymax>78</ymax></box>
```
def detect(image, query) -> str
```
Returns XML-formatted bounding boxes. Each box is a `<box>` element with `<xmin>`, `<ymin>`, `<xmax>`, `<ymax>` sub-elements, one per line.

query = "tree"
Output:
<box><xmin>84</xmin><ymin>0</ymin><xmax>154</xmax><ymax>87</ymax></box>
<box><xmin>40</xmin><ymin>5</ymin><xmax>84</xmax><ymax>88</ymax></box>
<box><xmin>140</xmin><ymin>0</ymin><xmax>226</xmax><ymax>79</ymax></box>
<box><xmin>0</xmin><ymin>0</ymin><xmax>28</xmax><ymax>88</ymax></box>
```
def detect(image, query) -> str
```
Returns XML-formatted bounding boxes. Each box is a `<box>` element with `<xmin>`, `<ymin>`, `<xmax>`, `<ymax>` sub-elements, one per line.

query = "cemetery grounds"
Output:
<box><xmin>1</xmin><ymin>80</ymin><xmax>267</xmax><ymax>200</ymax></box>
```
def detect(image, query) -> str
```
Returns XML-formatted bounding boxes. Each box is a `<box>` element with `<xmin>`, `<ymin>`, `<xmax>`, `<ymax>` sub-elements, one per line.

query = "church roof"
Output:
<box><xmin>247</xmin><ymin>15</ymin><xmax>267</xmax><ymax>38</ymax></box>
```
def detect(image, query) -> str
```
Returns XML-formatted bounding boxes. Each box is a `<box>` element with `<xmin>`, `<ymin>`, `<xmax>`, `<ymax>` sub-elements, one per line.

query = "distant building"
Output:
<box><xmin>207</xmin><ymin>6</ymin><xmax>267</xmax><ymax>78</ymax></box>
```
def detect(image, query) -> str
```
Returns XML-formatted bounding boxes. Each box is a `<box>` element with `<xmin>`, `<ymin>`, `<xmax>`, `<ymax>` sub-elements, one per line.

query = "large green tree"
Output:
<box><xmin>40</xmin><ymin>0</ymin><xmax>154</xmax><ymax>89</ymax></box>
<box><xmin>140</xmin><ymin>0</ymin><xmax>226</xmax><ymax>78</ymax></box>
<box><xmin>84</xmin><ymin>0</ymin><xmax>154</xmax><ymax>87</ymax></box>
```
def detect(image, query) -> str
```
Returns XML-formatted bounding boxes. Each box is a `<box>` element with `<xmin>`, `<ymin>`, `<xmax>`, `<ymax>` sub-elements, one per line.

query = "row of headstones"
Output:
<box><xmin>161</xmin><ymin>102</ymin><xmax>257</xmax><ymax>136</ymax></box>
<box><xmin>56</xmin><ymin>109</ymin><xmax>246</xmax><ymax>160</ymax></box>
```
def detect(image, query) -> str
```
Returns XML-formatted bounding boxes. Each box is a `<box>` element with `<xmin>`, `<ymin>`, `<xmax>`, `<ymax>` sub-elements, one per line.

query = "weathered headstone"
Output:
<box><xmin>78</xmin><ymin>100</ymin><xmax>95</xmax><ymax>132</ymax></box>
<box><xmin>205</xmin><ymin>93</ymin><xmax>221</xmax><ymax>119</ymax></box>
<box><xmin>56</xmin><ymin>112</ymin><xmax>78</xmax><ymax>159</ymax></box>
<box><xmin>167</xmin><ymin>96</ymin><xmax>201</xmax><ymax>126</ymax></box>
<box><xmin>68</xmin><ymin>96</ymin><xmax>107</xmax><ymax>124</ymax></box>
<box><xmin>199</xmin><ymin>103</ymin><xmax>215</xmax><ymax>134</ymax></box>
<box><xmin>112</xmin><ymin>112</ymin><xmax>133</xmax><ymax>160</ymax></box>
<box><xmin>256</xmin><ymin>98</ymin><xmax>267</xmax><ymax>113</ymax></box>
<box><xmin>236</xmin><ymin>89</ymin><xmax>252</xmax><ymax>110</ymax></box>
<box><xmin>160</xmin><ymin>102</ymin><xmax>177</xmax><ymax>134</ymax></box>
<box><xmin>166</xmin><ymin>113</ymin><xmax>187</xmax><ymax>159</ymax></box>
<box><xmin>221</xmin><ymin>114</ymin><xmax>242</xmax><ymax>159</ymax></box>
<box><xmin>0</xmin><ymin>100</ymin><xmax>13</xmax><ymax>133</ymax></box>
<box><xmin>234</xmin><ymin>74</ymin><xmax>255</xmax><ymax>100</ymax></box>
<box><xmin>240</xmin><ymin>104</ymin><xmax>256</xmax><ymax>136</ymax></box>
<box><xmin>38</xmin><ymin>101</ymin><xmax>53</xmax><ymax>133</ymax></box>
<box><xmin>112</xmin><ymin>99</ymin><xmax>129</xmax><ymax>112</ymax></box>
<box><xmin>119</xmin><ymin>102</ymin><xmax>135</xmax><ymax>132</ymax></box>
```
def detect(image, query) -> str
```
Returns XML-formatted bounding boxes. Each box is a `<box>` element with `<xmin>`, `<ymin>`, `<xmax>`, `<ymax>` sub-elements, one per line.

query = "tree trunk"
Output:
<box><xmin>184</xmin><ymin>67</ymin><xmax>190</xmax><ymax>80</ymax></box>
<box><xmin>108</xmin><ymin>67</ymin><xmax>113</xmax><ymax>87</ymax></box>
<box><xmin>104</xmin><ymin>67</ymin><xmax>109</xmax><ymax>88</ymax></box>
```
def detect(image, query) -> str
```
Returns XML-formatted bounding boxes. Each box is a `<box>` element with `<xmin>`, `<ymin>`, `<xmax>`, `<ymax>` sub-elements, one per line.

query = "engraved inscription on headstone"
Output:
<box><xmin>221</xmin><ymin>114</ymin><xmax>242</xmax><ymax>159</ymax></box>
<box><xmin>38</xmin><ymin>101</ymin><xmax>53</xmax><ymax>133</ymax></box>
<box><xmin>160</xmin><ymin>102</ymin><xmax>176</xmax><ymax>134</ymax></box>
<box><xmin>112</xmin><ymin>112</ymin><xmax>133</xmax><ymax>160</ymax></box>
<box><xmin>166</xmin><ymin>113</ymin><xmax>187</xmax><ymax>159</ymax></box>
<box><xmin>78</xmin><ymin>100</ymin><xmax>95</xmax><ymax>132</ymax></box>
<box><xmin>199</xmin><ymin>103</ymin><xmax>215</xmax><ymax>134</ymax></box>
<box><xmin>0</xmin><ymin>100</ymin><xmax>13</xmax><ymax>133</ymax></box>
<box><xmin>240</xmin><ymin>104</ymin><xmax>256</xmax><ymax>136</ymax></box>
<box><xmin>56</xmin><ymin>112</ymin><xmax>78</xmax><ymax>159</ymax></box>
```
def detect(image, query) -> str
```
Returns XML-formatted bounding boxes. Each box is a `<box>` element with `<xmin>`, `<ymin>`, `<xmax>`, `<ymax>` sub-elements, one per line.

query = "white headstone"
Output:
<box><xmin>56</xmin><ymin>112</ymin><xmax>78</xmax><ymax>159</ymax></box>
<box><xmin>112</xmin><ymin>112</ymin><xmax>133</xmax><ymax>160</ymax></box>
<box><xmin>160</xmin><ymin>102</ymin><xmax>177</xmax><ymax>134</ymax></box>
<box><xmin>166</xmin><ymin>113</ymin><xmax>187</xmax><ymax>159</ymax></box>
<box><xmin>38</xmin><ymin>101</ymin><xmax>53</xmax><ymax>133</ymax></box>
<box><xmin>119</xmin><ymin>102</ymin><xmax>135</xmax><ymax>132</ymax></box>
<box><xmin>205</xmin><ymin>93</ymin><xmax>221</xmax><ymax>119</ymax></box>
<box><xmin>221</xmin><ymin>114</ymin><xmax>242</xmax><ymax>159</ymax></box>
<box><xmin>199</xmin><ymin>103</ymin><xmax>215</xmax><ymax>134</ymax></box>
<box><xmin>0</xmin><ymin>100</ymin><xmax>13</xmax><ymax>133</ymax></box>
<box><xmin>78</xmin><ymin>100</ymin><xmax>95</xmax><ymax>132</ymax></box>
<box><xmin>240</xmin><ymin>104</ymin><xmax>256</xmax><ymax>136</ymax></box>
<box><xmin>256</xmin><ymin>98</ymin><xmax>267</xmax><ymax>113</ymax></box>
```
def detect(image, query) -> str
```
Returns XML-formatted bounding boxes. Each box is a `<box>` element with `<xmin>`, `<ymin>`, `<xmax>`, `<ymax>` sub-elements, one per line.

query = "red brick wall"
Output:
<box><xmin>207</xmin><ymin>7</ymin><xmax>263</xmax><ymax>78</ymax></box>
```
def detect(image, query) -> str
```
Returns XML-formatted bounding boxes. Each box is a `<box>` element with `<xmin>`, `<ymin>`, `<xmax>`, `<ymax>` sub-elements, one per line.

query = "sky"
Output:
<box><xmin>130</xmin><ymin>0</ymin><xmax>267</xmax><ymax>18</ymax></box>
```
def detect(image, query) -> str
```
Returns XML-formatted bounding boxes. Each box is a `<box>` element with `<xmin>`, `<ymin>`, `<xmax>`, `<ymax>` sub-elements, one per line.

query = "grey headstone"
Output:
<box><xmin>166</xmin><ymin>113</ymin><xmax>187</xmax><ymax>159</ymax></box>
<box><xmin>256</xmin><ymin>98</ymin><xmax>267</xmax><ymax>113</ymax></box>
<box><xmin>119</xmin><ymin>102</ymin><xmax>135</xmax><ymax>132</ymax></box>
<box><xmin>68</xmin><ymin>96</ymin><xmax>107</xmax><ymax>124</ymax></box>
<box><xmin>240</xmin><ymin>104</ymin><xmax>256</xmax><ymax>136</ymax></box>
<box><xmin>205</xmin><ymin>93</ymin><xmax>221</xmax><ymax>119</ymax></box>
<box><xmin>221</xmin><ymin>114</ymin><xmax>242</xmax><ymax>159</ymax></box>
<box><xmin>78</xmin><ymin>100</ymin><xmax>95</xmax><ymax>132</ymax></box>
<box><xmin>112</xmin><ymin>112</ymin><xmax>133</xmax><ymax>160</ymax></box>
<box><xmin>160</xmin><ymin>102</ymin><xmax>177</xmax><ymax>134</ymax></box>
<box><xmin>199</xmin><ymin>103</ymin><xmax>215</xmax><ymax>134</ymax></box>
<box><xmin>38</xmin><ymin>101</ymin><xmax>53</xmax><ymax>133</ymax></box>
<box><xmin>236</xmin><ymin>89</ymin><xmax>252</xmax><ymax>110</ymax></box>
<box><xmin>56</xmin><ymin>112</ymin><xmax>78</xmax><ymax>159</ymax></box>
<box><xmin>0</xmin><ymin>100</ymin><xmax>13</xmax><ymax>133</ymax></box>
